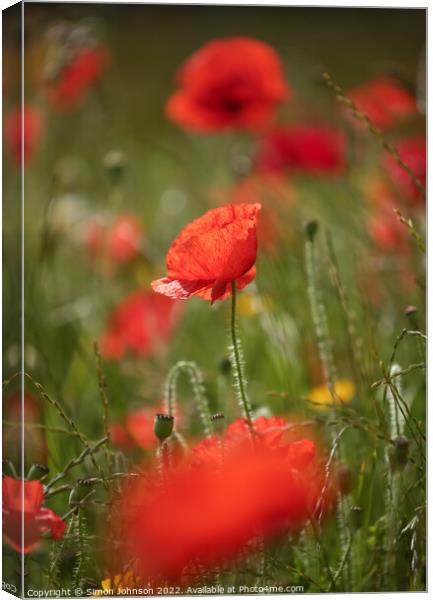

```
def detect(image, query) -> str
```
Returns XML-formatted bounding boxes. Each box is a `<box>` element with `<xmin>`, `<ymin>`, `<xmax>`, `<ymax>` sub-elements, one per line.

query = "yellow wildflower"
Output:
<box><xmin>237</xmin><ymin>292</ymin><xmax>272</xmax><ymax>317</ymax></box>
<box><xmin>308</xmin><ymin>379</ymin><xmax>355</xmax><ymax>411</ymax></box>
<box><xmin>94</xmin><ymin>571</ymin><xmax>141</xmax><ymax>595</ymax></box>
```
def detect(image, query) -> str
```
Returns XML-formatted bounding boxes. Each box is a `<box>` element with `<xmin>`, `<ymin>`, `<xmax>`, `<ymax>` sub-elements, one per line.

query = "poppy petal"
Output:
<box><xmin>151</xmin><ymin>277</ymin><xmax>214</xmax><ymax>300</ymax></box>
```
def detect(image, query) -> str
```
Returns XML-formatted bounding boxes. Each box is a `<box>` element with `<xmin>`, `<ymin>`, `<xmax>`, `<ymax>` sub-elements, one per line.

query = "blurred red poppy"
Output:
<box><xmin>384</xmin><ymin>136</ymin><xmax>426</xmax><ymax>206</ymax></box>
<box><xmin>3</xmin><ymin>392</ymin><xmax>47</xmax><ymax>466</ymax></box>
<box><xmin>126</xmin><ymin>408</ymin><xmax>158</xmax><ymax>450</ymax></box>
<box><xmin>84</xmin><ymin>214</ymin><xmax>142</xmax><ymax>270</ymax></box>
<box><xmin>2</xmin><ymin>477</ymin><xmax>65</xmax><ymax>554</ymax></box>
<box><xmin>256</xmin><ymin>124</ymin><xmax>346</xmax><ymax>175</ymax></box>
<box><xmin>109</xmin><ymin>422</ymin><xmax>135</xmax><ymax>450</ymax></box>
<box><xmin>100</xmin><ymin>290</ymin><xmax>181</xmax><ymax>360</ymax></box>
<box><xmin>105</xmin><ymin>215</ymin><xmax>142</xmax><ymax>263</ymax></box>
<box><xmin>84</xmin><ymin>217</ymin><xmax>105</xmax><ymax>258</ymax></box>
<box><xmin>224</xmin><ymin>174</ymin><xmax>294</xmax><ymax>254</ymax></box>
<box><xmin>46</xmin><ymin>45</ymin><xmax>110</xmax><ymax>110</ymax></box>
<box><xmin>166</xmin><ymin>37</ymin><xmax>289</xmax><ymax>132</ymax></box>
<box><xmin>365</xmin><ymin>179</ymin><xmax>409</xmax><ymax>253</ymax></box>
<box><xmin>193</xmin><ymin>416</ymin><xmax>316</xmax><ymax>467</ymax></box>
<box><xmin>346</xmin><ymin>77</ymin><xmax>418</xmax><ymax>129</ymax></box>
<box><xmin>4</xmin><ymin>105</ymin><xmax>43</xmax><ymax>165</ymax></box>
<box><xmin>109</xmin><ymin>411</ymin><xmax>156</xmax><ymax>451</ymax></box>
<box><xmin>117</xmin><ymin>437</ymin><xmax>328</xmax><ymax>582</ymax></box>
<box><xmin>368</xmin><ymin>206</ymin><xmax>409</xmax><ymax>253</ymax></box>
<box><xmin>151</xmin><ymin>203</ymin><xmax>261</xmax><ymax>303</ymax></box>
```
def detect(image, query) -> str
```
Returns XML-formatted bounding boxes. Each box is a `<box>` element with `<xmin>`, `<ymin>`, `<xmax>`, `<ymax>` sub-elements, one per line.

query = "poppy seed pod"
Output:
<box><xmin>304</xmin><ymin>220</ymin><xmax>319</xmax><ymax>241</ymax></box>
<box><xmin>2</xmin><ymin>459</ymin><xmax>17</xmax><ymax>479</ymax></box>
<box><xmin>154</xmin><ymin>414</ymin><xmax>174</xmax><ymax>442</ymax></box>
<box><xmin>27</xmin><ymin>463</ymin><xmax>49</xmax><ymax>480</ymax></box>
<box><xmin>210</xmin><ymin>413</ymin><xmax>225</xmax><ymax>434</ymax></box>
<box><xmin>71</xmin><ymin>477</ymin><xmax>98</xmax><ymax>504</ymax></box>
<box><xmin>350</xmin><ymin>505</ymin><xmax>363</xmax><ymax>530</ymax></box>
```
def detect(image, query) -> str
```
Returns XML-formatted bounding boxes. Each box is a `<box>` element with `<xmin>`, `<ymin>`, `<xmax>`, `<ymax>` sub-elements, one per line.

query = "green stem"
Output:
<box><xmin>230</xmin><ymin>281</ymin><xmax>253</xmax><ymax>426</ymax></box>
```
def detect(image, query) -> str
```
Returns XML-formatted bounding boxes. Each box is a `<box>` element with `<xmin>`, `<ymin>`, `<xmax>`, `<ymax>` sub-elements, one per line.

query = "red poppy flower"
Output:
<box><xmin>346</xmin><ymin>77</ymin><xmax>418</xmax><ymax>129</ymax></box>
<box><xmin>151</xmin><ymin>203</ymin><xmax>261</xmax><ymax>303</ymax></box>
<box><xmin>166</xmin><ymin>37</ymin><xmax>290</xmax><ymax>132</ymax></box>
<box><xmin>4</xmin><ymin>105</ymin><xmax>43</xmax><ymax>165</ymax></box>
<box><xmin>117</xmin><ymin>439</ymin><xmax>328</xmax><ymax>582</ymax></box>
<box><xmin>2</xmin><ymin>477</ymin><xmax>65</xmax><ymax>554</ymax></box>
<box><xmin>383</xmin><ymin>136</ymin><xmax>426</xmax><ymax>206</ymax></box>
<box><xmin>100</xmin><ymin>290</ymin><xmax>181</xmax><ymax>360</ymax></box>
<box><xmin>255</xmin><ymin>124</ymin><xmax>346</xmax><ymax>175</ymax></box>
<box><xmin>46</xmin><ymin>45</ymin><xmax>110</xmax><ymax>110</ymax></box>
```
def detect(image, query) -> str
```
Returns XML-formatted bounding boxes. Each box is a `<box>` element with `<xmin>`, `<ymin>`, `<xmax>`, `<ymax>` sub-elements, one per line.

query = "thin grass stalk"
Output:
<box><xmin>384</xmin><ymin>366</ymin><xmax>403</xmax><ymax>589</ymax></box>
<box><xmin>325</xmin><ymin>232</ymin><xmax>366</xmax><ymax>389</ymax></box>
<box><xmin>26</xmin><ymin>373</ymin><xmax>107</xmax><ymax>484</ymax></box>
<box><xmin>304</xmin><ymin>225</ymin><xmax>352</xmax><ymax>589</ymax></box>
<box><xmin>93</xmin><ymin>341</ymin><xmax>113</xmax><ymax>471</ymax></box>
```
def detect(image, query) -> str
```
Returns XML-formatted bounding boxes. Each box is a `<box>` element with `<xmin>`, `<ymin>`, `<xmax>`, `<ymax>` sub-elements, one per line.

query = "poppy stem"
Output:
<box><xmin>230</xmin><ymin>281</ymin><xmax>253</xmax><ymax>426</ymax></box>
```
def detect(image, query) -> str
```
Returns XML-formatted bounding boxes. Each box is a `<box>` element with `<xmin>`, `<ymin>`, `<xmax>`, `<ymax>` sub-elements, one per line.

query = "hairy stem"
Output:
<box><xmin>230</xmin><ymin>281</ymin><xmax>253</xmax><ymax>426</ymax></box>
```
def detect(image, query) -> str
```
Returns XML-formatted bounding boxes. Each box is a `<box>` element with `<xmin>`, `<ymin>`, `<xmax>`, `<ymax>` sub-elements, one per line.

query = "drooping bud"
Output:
<box><xmin>404</xmin><ymin>305</ymin><xmax>420</xmax><ymax>330</ymax></box>
<box><xmin>154</xmin><ymin>414</ymin><xmax>174</xmax><ymax>442</ymax></box>
<box><xmin>103</xmin><ymin>149</ymin><xmax>127</xmax><ymax>183</ymax></box>
<box><xmin>304</xmin><ymin>220</ymin><xmax>319</xmax><ymax>242</ymax></box>
<box><xmin>219</xmin><ymin>357</ymin><xmax>231</xmax><ymax>376</ymax></box>
<box><xmin>350</xmin><ymin>505</ymin><xmax>363</xmax><ymax>530</ymax></box>
<box><xmin>404</xmin><ymin>305</ymin><xmax>417</xmax><ymax>317</ymax></box>
<box><xmin>336</xmin><ymin>463</ymin><xmax>354</xmax><ymax>496</ymax></box>
<box><xmin>388</xmin><ymin>436</ymin><xmax>410</xmax><ymax>471</ymax></box>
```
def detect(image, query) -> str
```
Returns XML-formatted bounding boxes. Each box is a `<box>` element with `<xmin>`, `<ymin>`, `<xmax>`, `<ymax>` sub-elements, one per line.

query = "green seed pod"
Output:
<box><xmin>210</xmin><ymin>412</ymin><xmax>225</xmax><ymax>434</ymax></box>
<box><xmin>154</xmin><ymin>414</ymin><xmax>174</xmax><ymax>442</ymax></box>
<box><xmin>2</xmin><ymin>459</ymin><xmax>18</xmax><ymax>479</ymax></box>
<box><xmin>71</xmin><ymin>478</ymin><xmax>98</xmax><ymax>504</ymax></box>
<box><xmin>350</xmin><ymin>505</ymin><xmax>363</xmax><ymax>530</ymax></box>
<box><xmin>27</xmin><ymin>463</ymin><xmax>49</xmax><ymax>480</ymax></box>
<box><xmin>304</xmin><ymin>220</ymin><xmax>319</xmax><ymax>241</ymax></box>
